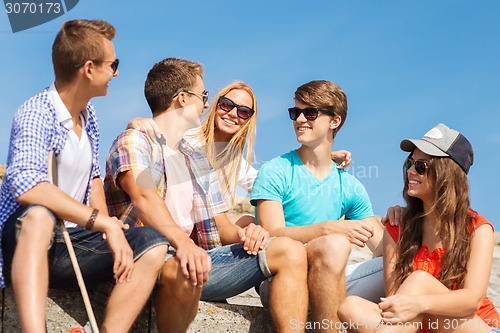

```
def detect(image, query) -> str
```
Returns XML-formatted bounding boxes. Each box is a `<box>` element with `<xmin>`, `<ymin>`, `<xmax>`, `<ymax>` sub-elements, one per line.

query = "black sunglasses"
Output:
<box><xmin>74</xmin><ymin>59</ymin><xmax>120</xmax><ymax>74</ymax></box>
<box><xmin>288</xmin><ymin>107</ymin><xmax>335</xmax><ymax>121</ymax></box>
<box><xmin>404</xmin><ymin>158</ymin><xmax>430</xmax><ymax>175</ymax></box>
<box><xmin>218</xmin><ymin>96</ymin><xmax>255</xmax><ymax>120</ymax></box>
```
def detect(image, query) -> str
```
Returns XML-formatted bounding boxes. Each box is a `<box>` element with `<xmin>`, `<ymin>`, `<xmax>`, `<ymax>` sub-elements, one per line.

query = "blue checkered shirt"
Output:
<box><xmin>0</xmin><ymin>88</ymin><xmax>101</xmax><ymax>288</ymax></box>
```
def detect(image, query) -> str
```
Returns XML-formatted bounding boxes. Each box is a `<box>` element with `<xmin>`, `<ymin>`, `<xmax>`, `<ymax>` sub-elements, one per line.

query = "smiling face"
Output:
<box><xmin>406</xmin><ymin>148</ymin><xmax>433</xmax><ymax>204</ymax></box>
<box><xmin>92</xmin><ymin>38</ymin><xmax>118</xmax><ymax>97</ymax></box>
<box><xmin>293</xmin><ymin>100</ymin><xmax>339</xmax><ymax>147</ymax></box>
<box><xmin>214</xmin><ymin>88</ymin><xmax>253</xmax><ymax>141</ymax></box>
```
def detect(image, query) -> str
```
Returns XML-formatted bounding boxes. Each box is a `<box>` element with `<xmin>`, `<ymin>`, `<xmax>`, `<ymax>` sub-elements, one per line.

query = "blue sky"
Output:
<box><xmin>1</xmin><ymin>1</ymin><xmax>499</xmax><ymax>229</ymax></box>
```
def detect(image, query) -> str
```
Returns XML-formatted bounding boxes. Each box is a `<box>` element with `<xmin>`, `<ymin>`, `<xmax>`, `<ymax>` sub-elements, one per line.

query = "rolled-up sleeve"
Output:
<box><xmin>8</xmin><ymin>106</ymin><xmax>53</xmax><ymax>198</ymax></box>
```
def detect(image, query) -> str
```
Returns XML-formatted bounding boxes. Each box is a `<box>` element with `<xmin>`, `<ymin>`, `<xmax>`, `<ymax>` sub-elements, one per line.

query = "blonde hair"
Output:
<box><xmin>202</xmin><ymin>81</ymin><xmax>257</xmax><ymax>204</ymax></box>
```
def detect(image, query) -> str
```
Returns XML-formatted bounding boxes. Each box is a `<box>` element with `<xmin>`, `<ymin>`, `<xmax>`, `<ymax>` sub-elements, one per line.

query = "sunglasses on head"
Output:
<box><xmin>404</xmin><ymin>158</ymin><xmax>430</xmax><ymax>175</ymax></box>
<box><xmin>288</xmin><ymin>107</ymin><xmax>335</xmax><ymax>121</ymax></box>
<box><xmin>74</xmin><ymin>59</ymin><xmax>120</xmax><ymax>74</ymax></box>
<box><xmin>217</xmin><ymin>96</ymin><xmax>255</xmax><ymax>120</ymax></box>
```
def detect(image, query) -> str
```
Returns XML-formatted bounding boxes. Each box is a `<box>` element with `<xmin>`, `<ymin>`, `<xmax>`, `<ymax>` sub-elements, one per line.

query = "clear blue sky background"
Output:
<box><xmin>1</xmin><ymin>1</ymin><xmax>499</xmax><ymax>229</ymax></box>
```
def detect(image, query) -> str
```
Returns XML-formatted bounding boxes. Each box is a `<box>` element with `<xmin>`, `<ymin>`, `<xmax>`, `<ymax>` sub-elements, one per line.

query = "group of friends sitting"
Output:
<box><xmin>0</xmin><ymin>19</ymin><xmax>498</xmax><ymax>333</ymax></box>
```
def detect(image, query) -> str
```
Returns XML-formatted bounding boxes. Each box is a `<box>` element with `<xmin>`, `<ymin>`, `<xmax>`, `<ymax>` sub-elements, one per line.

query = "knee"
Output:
<box><xmin>399</xmin><ymin>270</ymin><xmax>443</xmax><ymax>295</ymax></box>
<box><xmin>18</xmin><ymin>206</ymin><xmax>55</xmax><ymax>239</ymax></box>
<box><xmin>139</xmin><ymin>244</ymin><xmax>168</xmax><ymax>270</ymax></box>
<box><xmin>158</xmin><ymin>258</ymin><xmax>196</xmax><ymax>297</ymax></box>
<box><xmin>307</xmin><ymin>234</ymin><xmax>351</xmax><ymax>274</ymax></box>
<box><xmin>338</xmin><ymin>296</ymin><xmax>365</xmax><ymax>323</ymax></box>
<box><xmin>267</xmin><ymin>237</ymin><xmax>307</xmax><ymax>270</ymax></box>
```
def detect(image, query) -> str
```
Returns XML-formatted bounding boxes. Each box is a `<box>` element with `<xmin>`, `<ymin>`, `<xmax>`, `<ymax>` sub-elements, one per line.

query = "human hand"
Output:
<box><xmin>102</xmin><ymin>216</ymin><xmax>129</xmax><ymax>240</ymax></box>
<box><xmin>103</xmin><ymin>221</ymin><xmax>134</xmax><ymax>283</ymax></box>
<box><xmin>337</xmin><ymin>219</ymin><xmax>374</xmax><ymax>247</ymax></box>
<box><xmin>175</xmin><ymin>239</ymin><xmax>212</xmax><ymax>287</ymax></box>
<box><xmin>237</xmin><ymin>224</ymin><xmax>269</xmax><ymax>255</ymax></box>
<box><xmin>378</xmin><ymin>295</ymin><xmax>422</xmax><ymax>324</ymax></box>
<box><xmin>126</xmin><ymin>117</ymin><xmax>160</xmax><ymax>140</ymax></box>
<box><xmin>331</xmin><ymin>150</ymin><xmax>352</xmax><ymax>169</ymax></box>
<box><xmin>381</xmin><ymin>205</ymin><xmax>405</xmax><ymax>227</ymax></box>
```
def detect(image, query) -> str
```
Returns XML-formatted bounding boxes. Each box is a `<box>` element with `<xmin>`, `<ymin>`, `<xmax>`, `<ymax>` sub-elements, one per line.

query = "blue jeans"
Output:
<box><xmin>200</xmin><ymin>241</ymin><xmax>272</xmax><ymax>301</ymax></box>
<box><xmin>491</xmin><ymin>327</ymin><xmax>500</xmax><ymax>333</ymax></box>
<box><xmin>346</xmin><ymin>256</ymin><xmax>384</xmax><ymax>302</ymax></box>
<box><xmin>2</xmin><ymin>205</ymin><xmax>169</xmax><ymax>290</ymax></box>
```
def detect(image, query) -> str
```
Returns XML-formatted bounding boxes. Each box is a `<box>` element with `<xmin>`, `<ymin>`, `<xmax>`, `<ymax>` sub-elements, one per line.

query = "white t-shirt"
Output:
<box><xmin>161</xmin><ymin>142</ymin><xmax>196</xmax><ymax>235</ymax></box>
<box><xmin>47</xmin><ymin>83</ymin><xmax>92</xmax><ymax>228</ymax></box>
<box><xmin>237</xmin><ymin>158</ymin><xmax>258</xmax><ymax>194</ymax></box>
<box><xmin>184</xmin><ymin>126</ymin><xmax>258</xmax><ymax>195</ymax></box>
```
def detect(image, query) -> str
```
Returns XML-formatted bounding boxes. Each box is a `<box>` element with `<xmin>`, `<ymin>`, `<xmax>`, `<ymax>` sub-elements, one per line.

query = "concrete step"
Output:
<box><xmin>0</xmin><ymin>287</ymin><xmax>275</xmax><ymax>333</ymax></box>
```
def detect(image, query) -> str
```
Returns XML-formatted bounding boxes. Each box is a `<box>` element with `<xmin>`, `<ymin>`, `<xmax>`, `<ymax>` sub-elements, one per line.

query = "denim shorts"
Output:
<box><xmin>2</xmin><ymin>205</ymin><xmax>169</xmax><ymax>290</ymax></box>
<box><xmin>200</xmin><ymin>240</ymin><xmax>273</xmax><ymax>302</ymax></box>
<box><xmin>491</xmin><ymin>326</ymin><xmax>500</xmax><ymax>333</ymax></box>
<box><xmin>345</xmin><ymin>256</ymin><xmax>385</xmax><ymax>303</ymax></box>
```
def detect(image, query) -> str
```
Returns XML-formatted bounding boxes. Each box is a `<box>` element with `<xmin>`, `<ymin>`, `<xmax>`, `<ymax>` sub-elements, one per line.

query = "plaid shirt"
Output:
<box><xmin>105</xmin><ymin>128</ymin><xmax>227</xmax><ymax>250</ymax></box>
<box><xmin>0</xmin><ymin>88</ymin><xmax>100</xmax><ymax>288</ymax></box>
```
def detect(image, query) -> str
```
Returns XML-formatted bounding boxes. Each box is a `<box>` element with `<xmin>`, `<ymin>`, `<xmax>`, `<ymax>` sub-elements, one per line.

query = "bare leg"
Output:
<box><xmin>265</xmin><ymin>237</ymin><xmax>308</xmax><ymax>333</ymax></box>
<box><xmin>306</xmin><ymin>234</ymin><xmax>352</xmax><ymax>333</ymax></box>
<box><xmin>101</xmin><ymin>244</ymin><xmax>168</xmax><ymax>333</ymax></box>
<box><xmin>154</xmin><ymin>257</ymin><xmax>202</xmax><ymax>333</ymax></box>
<box><xmin>374</xmin><ymin>271</ymin><xmax>492</xmax><ymax>333</ymax></box>
<box><xmin>338</xmin><ymin>296</ymin><xmax>383</xmax><ymax>333</ymax></box>
<box><xmin>11</xmin><ymin>207</ymin><xmax>55</xmax><ymax>333</ymax></box>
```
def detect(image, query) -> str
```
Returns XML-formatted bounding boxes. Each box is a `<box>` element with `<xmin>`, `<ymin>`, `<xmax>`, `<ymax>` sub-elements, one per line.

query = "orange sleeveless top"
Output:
<box><xmin>386</xmin><ymin>210</ymin><xmax>499</xmax><ymax>328</ymax></box>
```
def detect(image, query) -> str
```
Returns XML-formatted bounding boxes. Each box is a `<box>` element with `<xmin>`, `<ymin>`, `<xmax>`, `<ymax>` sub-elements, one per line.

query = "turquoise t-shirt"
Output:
<box><xmin>250</xmin><ymin>150</ymin><xmax>373</xmax><ymax>227</ymax></box>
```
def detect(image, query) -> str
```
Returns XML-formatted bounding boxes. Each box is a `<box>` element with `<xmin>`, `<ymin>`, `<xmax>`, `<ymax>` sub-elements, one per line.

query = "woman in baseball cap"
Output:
<box><xmin>338</xmin><ymin>124</ymin><xmax>499</xmax><ymax>333</ymax></box>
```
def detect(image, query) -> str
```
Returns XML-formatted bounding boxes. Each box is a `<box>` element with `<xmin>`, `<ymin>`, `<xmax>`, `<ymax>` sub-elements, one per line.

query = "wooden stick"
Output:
<box><xmin>60</xmin><ymin>223</ymin><xmax>100</xmax><ymax>333</ymax></box>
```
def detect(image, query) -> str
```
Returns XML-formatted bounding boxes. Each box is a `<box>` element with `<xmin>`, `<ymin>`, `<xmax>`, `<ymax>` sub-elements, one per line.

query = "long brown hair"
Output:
<box><xmin>202</xmin><ymin>82</ymin><xmax>257</xmax><ymax>204</ymax></box>
<box><xmin>395</xmin><ymin>154</ymin><xmax>472</xmax><ymax>289</ymax></box>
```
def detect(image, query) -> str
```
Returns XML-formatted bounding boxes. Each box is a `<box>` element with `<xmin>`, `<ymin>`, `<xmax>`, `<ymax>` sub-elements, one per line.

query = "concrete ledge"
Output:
<box><xmin>0</xmin><ymin>287</ymin><xmax>275</xmax><ymax>332</ymax></box>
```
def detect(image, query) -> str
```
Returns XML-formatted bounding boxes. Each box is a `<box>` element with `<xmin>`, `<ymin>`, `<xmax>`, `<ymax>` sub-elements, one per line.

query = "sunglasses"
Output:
<box><xmin>181</xmin><ymin>89</ymin><xmax>209</xmax><ymax>104</ymax></box>
<box><xmin>217</xmin><ymin>96</ymin><xmax>255</xmax><ymax>120</ymax></box>
<box><xmin>288</xmin><ymin>107</ymin><xmax>335</xmax><ymax>121</ymax></box>
<box><xmin>404</xmin><ymin>158</ymin><xmax>430</xmax><ymax>175</ymax></box>
<box><xmin>74</xmin><ymin>59</ymin><xmax>120</xmax><ymax>74</ymax></box>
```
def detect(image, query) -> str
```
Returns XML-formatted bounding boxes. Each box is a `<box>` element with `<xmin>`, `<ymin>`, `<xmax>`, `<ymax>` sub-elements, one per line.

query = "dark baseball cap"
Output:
<box><xmin>400</xmin><ymin>123</ymin><xmax>474</xmax><ymax>174</ymax></box>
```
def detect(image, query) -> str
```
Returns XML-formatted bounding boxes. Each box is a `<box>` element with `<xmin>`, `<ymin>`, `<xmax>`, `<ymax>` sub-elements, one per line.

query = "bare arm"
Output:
<box><xmin>89</xmin><ymin>177</ymin><xmax>108</xmax><ymax>214</ymax></box>
<box><xmin>18</xmin><ymin>182</ymin><xmax>135</xmax><ymax>282</ymax></box>
<box><xmin>215</xmin><ymin>213</ymin><xmax>269</xmax><ymax>255</ymax></box>
<box><xmin>365</xmin><ymin>216</ymin><xmax>383</xmax><ymax>257</ymax></box>
<box><xmin>117</xmin><ymin>169</ymin><xmax>211</xmax><ymax>286</ymax></box>
<box><xmin>256</xmin><ymin>199</ymin><xmax>379</xmax><ymax>250</ymax></box>
<box><xmin>383</xmin><ymin>227</ymin><xmax>398</xmax><ymax>296</ymax></box>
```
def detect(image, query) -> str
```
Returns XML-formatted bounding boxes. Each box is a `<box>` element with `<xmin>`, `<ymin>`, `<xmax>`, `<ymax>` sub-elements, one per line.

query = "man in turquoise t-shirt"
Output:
<box><xmin>251</xmin><ymin>80</ymin><xmax>384</xmax><ymax>333</ymax></box>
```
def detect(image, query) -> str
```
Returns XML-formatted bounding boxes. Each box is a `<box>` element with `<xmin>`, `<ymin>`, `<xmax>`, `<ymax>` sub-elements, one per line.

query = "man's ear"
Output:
<box><xmin>80</xmin><ymin>60</ymin><xmax>94</xmax><ymax>80</ymax></box>
<box><xmin>174</xmin><ymin>91</ymin><xmax>189</xmax><ymax>107</ymax></box>
<box><xmin>330</xmin><ymin>115</ymin><xmax>342</xmax><ymax>129</ymax></box>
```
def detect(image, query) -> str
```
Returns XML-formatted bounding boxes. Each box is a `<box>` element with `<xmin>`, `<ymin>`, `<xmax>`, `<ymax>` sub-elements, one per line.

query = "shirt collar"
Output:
<box><xmin>47</xmin><ymin>82</ymin><xmax>89</xmax><ymax>129</ymax></box>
